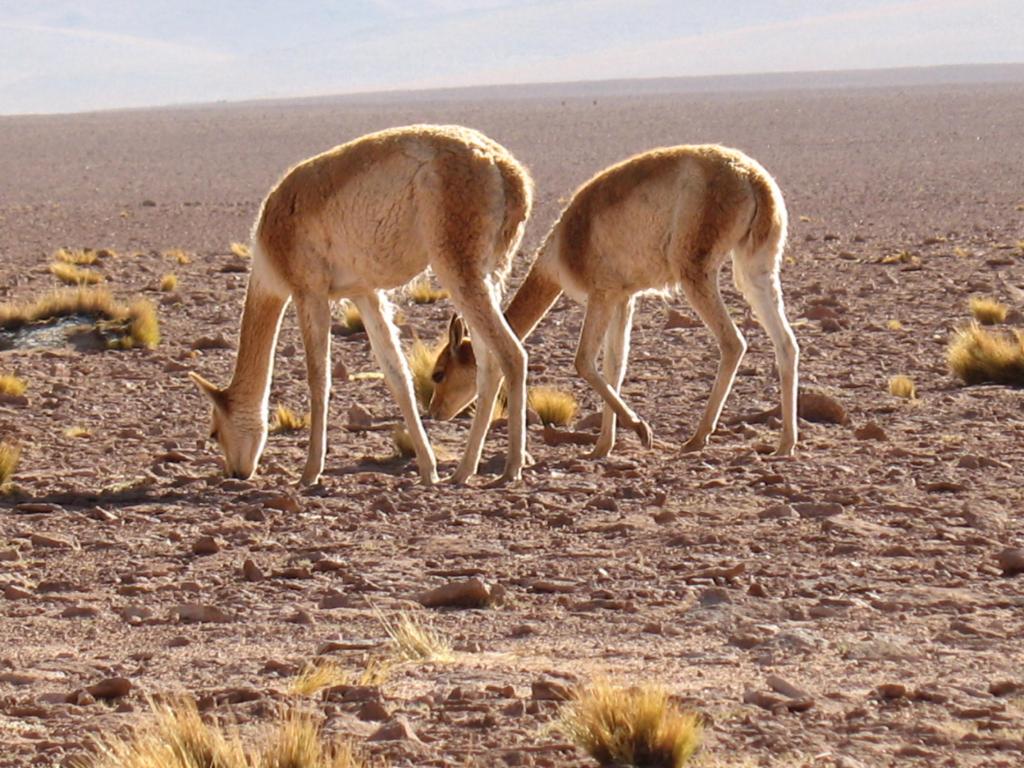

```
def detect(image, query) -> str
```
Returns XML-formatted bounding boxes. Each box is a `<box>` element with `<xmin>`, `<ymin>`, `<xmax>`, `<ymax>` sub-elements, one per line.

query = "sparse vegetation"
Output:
<box><xmin>880</xmin><ymin>250</ymin><xmax>920</xmax><ymax>266</ymax></box>
<box><xmin>54</xmin><ymin>247</ymin><xmax>99</xmax><ymax>265</ymax></box>
<box><xmin>65</xmin><ymin>426</ymin><xmax>91</xmax><ymax>438</ymax></box>
<box><xmin>559</xmin><ymin>680</ymin><xmax>703</xmax><ymax>768</ymax></box>
<box><xmin>290</xmin><ymin>660</ymin><xmax>351</xmax><ymax>697</ymax></box>
<box><xmin>391</xmin><ymin>425</ymin><xmax>416</xmax><ymax>458</ymax></box>
<box><xmin>408</xmin><ymin>339</ymin><xmax>442</xmax><ymax>409</ymax></box>
<box><xmin>159</xmin><ymin>274</ymin><xmax>178</xmax><ymax>292</ymax></box>
<box><xmin>948</xmin><ymin>323</ymin><xmax>1024</xmax><ymax>386</ymax></box>
<box><xmin>336</xmin><ymin>302</ymin><xmax>364</xmax><ymax>334</ymax></box>
<box><xmin>230</xmin><ymin>242</ymin><xmax>251</xmax><ymax>258</ymax></box>
<box><xmin>886</xmin><ymin>319</ymin><xmax>904</xmax><ymax>331</ymax></box>
<box><xmin>0</xmin><ymin>374</ymin><xmax>26</xmax><ymax>397</ymax></box>
<box><xmin>407</xmin><ymin>275</ymin><xmax>449</xmax><ymax>304</ymax></box>
<box><xmin>969</xmin><ymin>296</ymin><xmax>1008</xmax><ymax>325</ymax></box>
<box><xmin>50</xmin><ymin>262</ymin><xmax>103</xmax><ymax>286</ymax></box>
<box><xmin>0</xmin><ymin>289</ymin><xmax>160</xmax><ymax>350</ymax></box>
<box><xmin>163</xmin><ymin>249</ymin><xmax>192</xmax><ymax>265</ymax></box>
<box><xmin>888</xmin><ymin>375</ymin><xmax>917</xmax><ymax>399</ymax></box>
<box><xmin>74</xmin><ymin>696</ymin><xmax>370</xmax><ymax>768</ymax></box>
<box><xmin>0</xmin><ymin>442</ymin><xmax>20</xmax><ymax>487</ymax></box>
<box><xmin>379</xmin><ymin>610</ymin><xmax>453</xmax><ymax>663</ymax></box>
<box><xmin>529</xmin><ymin>386</ymin><xmax>579</xmax><ymax>426</ymax></box>
<box><xmin>953</xmin><ymin>246</ymin><xmax>971</xmax><ymax>258</ymax></box>
<box><xmin>270</xmin><ymin>405</ymin><xmax>309</xmax><ymax>434</ymax></box>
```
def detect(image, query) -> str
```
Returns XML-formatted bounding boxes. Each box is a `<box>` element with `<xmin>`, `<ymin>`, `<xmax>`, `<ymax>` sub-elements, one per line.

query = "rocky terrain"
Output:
<box><xmin>1</xmin><ymin>74</ymin><xmax>1023</xmax><ymax>767</ymax></box>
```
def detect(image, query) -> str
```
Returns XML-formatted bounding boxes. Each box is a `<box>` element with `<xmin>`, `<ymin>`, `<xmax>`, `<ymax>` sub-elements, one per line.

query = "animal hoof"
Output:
<box><xmin>634</xmin><ymin>420</ymin><xmax>654</xmax><ymax>449</ymax></box>
<box><xmin>299</xmin><ymin>469</ymin><xmax>322</xmax><ymax>486</ymax></box>
<box><xmin>679</xmin><ymin>435</ymin><xmax>708</xmax><ymax>453</ymax></box>
<box><xmin>586</xmin><ymin>443</ymin><xmax>612</xmax><ymax>460</ymax></box>
<box><xmin>483</xmin><ymin>471</ymin><xmax>523</xmax><ymax>489</ymax></box>
<box><xmin>420</xmin><ymin>471</ymin><xmax>441</xmax><ymax>486</ymax></box>
<box><xmin>771</xmin><ymin>444</ymin><xmax>796</xmax><ymax>459</ymax></box>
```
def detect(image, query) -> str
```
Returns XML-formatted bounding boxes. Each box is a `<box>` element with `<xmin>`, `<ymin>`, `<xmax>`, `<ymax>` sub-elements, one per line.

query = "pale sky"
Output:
<box><xmin>1</xmin><ymin>0</ymin><xmax>1022</xmax><ymax>115</ymax></box>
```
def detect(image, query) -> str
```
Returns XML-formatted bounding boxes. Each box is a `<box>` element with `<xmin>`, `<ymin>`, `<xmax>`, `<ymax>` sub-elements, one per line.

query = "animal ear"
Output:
<box><xmin>448</xmin><ymin>315</ymin><xmax>467</xmax><ymax>347</ymax></box>
<box><xmin>189</xmin><ymin>372</ymin><xmax>229</xmax><ymax>409</ymax></box>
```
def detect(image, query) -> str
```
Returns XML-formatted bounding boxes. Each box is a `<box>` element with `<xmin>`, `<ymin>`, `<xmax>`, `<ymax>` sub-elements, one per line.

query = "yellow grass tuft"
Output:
<box><xmin>270</xmin><ymin>405</ymin><xmax>309</xmax><ymax>434</ymax></box>
<box><xmin>336</xmin><ymin>302</ymin><xmax>364</xmax><ymax>334</ymax></box>
<box><xmin>50</xmin><ymin>262</ymin><xmax>103</xmax><ymax>286</ymax></box>
<box><xmin>880</xmin><ymin>250</ymin><xmax>920</xmax><ymax>266</ymax></box>
<box><xmin>888</xmin><ymin>375</ymin><xmax>917</xmax><ymax>399</ymax></box>
<box><xmin>0</xmin><ymin>442</ymin><xmax>20</xmax><ymax>486</ymax></box>
<box><xmin>54</xmin><ymin>247</ymin><xmax>99</xmax><ymax>265</ymax></box>
<box><xmin>408</xmin><ymin>339</ymin><xmax>442</xmax><ymax>409</ymax></box>
<box><xmin>65</xmin><ymin>426</ymin><xmax>91</xmax><ymax>438</ymax></box>
<box><xmin>392</xmin><ymin>425</ymin><xmax>416</xmax><ymax>458</ymax></box>
<box><xmin>886</xmin><ymin>319</ymin><xmax>904</xmax><ymax>331</ymax></box>
<box><xmin>407</xmin><ymin>275</ymin><xmax>449</xmax><ymax>304</ymax></box>
<box><xmin>159</xmin><ymin>274</ymin><xmax>178</xmax><ymax>292</ymax></box>
<box><xmin>290</xmin><ymin>660</ymin><xmax>351</xmax><ymax>697</ymax></box>
<box><xmin>0</xmin><ymin>289</ymin><xmax>159</xmax><ymax>349</ymax></box>
<box><xmin>947</xmin><ymin>323</ymin><xmax>1024</xmax><ymax>386</ymax></box>
<box><xmin>74</xmin><ymin>696</ymin><xmax>370</xmax><ymax>768</ymax></box>
<box><xmin>529</xmin><ymin>386</ymin><xmax>579</xmax><ymax>426</ymax></box>
<box><xmin>164</xmin><ymin>249</ymin><xmax>191</xmax><ymax>265</ymax></box>
<box><xmin>378</xmin><ymin>610</ymin><xmax>453</xmax><ymax>664</ymax></box>
<box><xmin>230</xmin><ymin>242</ymin><xmax>251</xmax><ymax>258</ymax></box>
<box><xmin>0</xmin><ymin>374</ymin><xmax>27</xmax><ymax>397</ymax></box>
<box><xmin>969</xmin><ymin>296</ymin><xmax>1009</xmax><ymax>325</ymax></box>
<box><xmin>559</xmin><ymin>680</ymin><xmax>704</xmax><ymax>768</ymax></box>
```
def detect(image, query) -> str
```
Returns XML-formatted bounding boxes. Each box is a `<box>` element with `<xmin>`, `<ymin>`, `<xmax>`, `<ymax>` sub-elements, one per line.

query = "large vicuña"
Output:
<box><xmin>191</xmin><ymin>125</ymin><xmax>532</xmax><ymax>486</ymax></box>
<box><xmin>429</xmin><ymin>144</ymin><xmax>800</xmax><ymax>458</ymax></box>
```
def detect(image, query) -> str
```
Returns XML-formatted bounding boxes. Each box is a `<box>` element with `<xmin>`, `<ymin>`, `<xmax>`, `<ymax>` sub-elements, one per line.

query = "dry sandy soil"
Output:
<box><xmin>2</xmin><ymin>70</ymin><xmax>1024</xmax><ymax>767</ymax></box>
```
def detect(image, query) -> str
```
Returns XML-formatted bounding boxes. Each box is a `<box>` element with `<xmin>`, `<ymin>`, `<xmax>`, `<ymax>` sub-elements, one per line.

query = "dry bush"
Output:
<box><xmin>74</xmin><ymin>696</ymin><xmax>370</xmax><ymax>768</ymax></box>
<box><xmin>529</xmin><ymin>386</ymin><xmax>578</xmax><ymax>426</ymax></box>
<box><xmin>407</xmin><ymin>340</ymin><xmax>442</xmax><ymax>409</ymax></box>
<box><xmin>378</xmin><ymin>610</ymin><xmax>453</xmax><ymax>663</ymax></box>
<box><xmin>559</xmin><ymin>680</ymin><xmax>703</xmax><ymax>768</ymax></box>
<box><xmin>336</xmin><ymin>302</ymin><xmax>364</xmax><ymax>334</ymax></box>
<box><xmin>888</xmin><ymin>375</ymin><xmax>917</xmax><ymax>399</ymax></box>
<box><xmin>0</xmin><ymin>374</ymin><xmax>26</xmax><ymax>397</ymax></box>
<box><xmin>160</xmin><ymin>274</ymin><xmax>178</xmax><ymax>292</ymax></box>
<box><xmin>270</xmin><ymin>405</ymin><xmax>309</xmax><ymax>434</ymax></box>
<box><xmin>50</xmin><ymin>262</ymin><xmax>103</xmax><ymax>286</ymax></box>
<box><xmin>290</xmin><ymin>660</ymin><xmax>351</xmax><ymax>697</ymax></box>
<box><xmin>0</xmin><ymin>442</ymin><xmax>20</xmax><ymax>486</ymax></box>
<box><xmin>0</xmin><ymin>289</ymin><xmax>160</xmax><ymax>350</ymax></box>
<box><xmin>407</xmin><ymin>276</ymin><xmax>449</xmax><ymax>304</ymax></box>
<box><xmin>164</xmin><ymin>249</ymin><xmax>192</xmax><ymax>265</ymax></box>
<box><xmin>948</xmin><ymin>324</ymin><xmax>1024</xmax><ymax>386</ymax></box>
<box><xmin>230</xmin><ymin>242</ymin><xmax>252</xmax><ymax>258</ymax></box>
<box><xmin>969</xmin><ymin>296</ymin><xmax>1009</xmax><ymax>325</ymax></box>
<box><xmin>54</xmin><ymin>248</ymin><xmax>99</xmax><ymax>265</ymax></box>
<box><xmin>391</xmin><ymin>425</ymin><xmax>416</xmax><ymax>458</ymax></box>
<box><xmin>886</xmin><ymin>319</ymin><xmax>904</xmax><ymax>331</ymax></box>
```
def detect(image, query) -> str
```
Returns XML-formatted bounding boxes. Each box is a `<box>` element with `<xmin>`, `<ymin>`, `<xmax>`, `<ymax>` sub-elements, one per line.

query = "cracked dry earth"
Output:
<box><xmin>2</xmin><ymin>78</ymin><xmax>1024</xmax><ymax>768</ymax></box>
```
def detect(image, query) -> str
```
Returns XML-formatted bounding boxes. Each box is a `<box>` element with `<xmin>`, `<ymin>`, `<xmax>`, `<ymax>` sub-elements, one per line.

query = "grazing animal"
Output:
<box><xmin>190</xmin><ymin>125</ymin><xmax>532</xmax><ymax>486</ymax></box>
<box><xmin>429</xmin><ymin>144</ymin><xmax>799</xmax><ymax>458</ymax></box>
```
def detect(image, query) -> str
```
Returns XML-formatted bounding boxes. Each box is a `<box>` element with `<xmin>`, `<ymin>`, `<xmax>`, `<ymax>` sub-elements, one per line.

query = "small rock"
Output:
<box><xmin>531</xmin><ymin>679</ymin><xmax>572</xmax><ymax>701</ymax></box>
<box><xmin>854</xmin><ymin>422</ymin><xmax>887</xmax><ymax>441</ymax></box>
<box><xmin>347</xmin><ymin>403</ymin><xmax>375</xmax><ymax>430</ymax></box>
<box><xmin>368</xmin><ymin>716</ymin><xmax>421</xmax><ymax>743</ymax></box>
<box><xmin>989</xmin><ymin>680</ymin><xmax>1022</xmax><ymax>697</ymax></box>
<box><xmin>664</xmin><ymin>308</ymin><xmax>701</xmax><ymax>330</ymax></box>
<box><xmin>87</xmin><ymin>677</ymin><xmax>132</xmax><ymax>700</ymax></box>
<box><xmin>759</xmin><ymin>503</ymin><xmax>797</xmax><ymax>520</ymax></box>
<box><xmin>29</xmin><ymin>533</ymin><xmax>74</xmax><ymax>549</ymax></box>
<box><xmin>174</xmin><ymin>603</ymin><xmax>232</xmax><ymax>623</ymax></box>
<box><xmin>792</xmin><ymin>501</ymin><xmax>845</xmax><ymax>519</ymax></box>
<box><xmin>191</xmin><ymin>334</ymin><xmax>234</xmax><ymax>350</ymax></box>
<box><xmin>0</xmin><ymin>548</ymin><xmax>21</xmax><ymax>562</ymax></box>
<box><xmin>60</xmin><ymin>605</ymin><xmax>100</xmax><ymax>619</ymax></box>
<box><xmin>242</xmin><ymin>559</ymin><xmax>265</xmax><ymax>582</ymax></box>
<box><xmin>996</xmin><ymin>548</ymin><xmax>1024</xmax><ymax>576</ymax></box>
<box><xmin>798</xmin><ymin>391</ymin><xmax>848</xmax><ymax>425</ymax></box>
<box><xmin>4</xmin><ymin>585</ymin><xmax>33</xmax><ymax>600</ymax></box>
<box><xmin>418</xmin><ymin>578</ymin><xmax>494</xmax><ymax>608</ymax></box>
<box><xmin>877</xmin><ymin>683</ymin><xmax>908</xmax><ymax>699</ymax></box>
<box><xmin>358</xmin><ymin>700</ymin><xmax>391</xmax><ymax>722</ymax></box>
<box><xmin>263</xmin><ymin>495</ymin><xmax>301</xmax><ymax>513</ymax></box>
<box><xmin>192</xmin><ymin>536</ymin><xmax>220</xmax><ymax>556</ymax></box>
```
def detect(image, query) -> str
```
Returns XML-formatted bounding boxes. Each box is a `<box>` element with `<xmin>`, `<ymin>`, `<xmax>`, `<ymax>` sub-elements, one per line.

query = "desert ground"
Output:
<box><xmin>1</xmin><ymin>70</ymin><xmax>1024</xmax><ymax>767</ymax></box>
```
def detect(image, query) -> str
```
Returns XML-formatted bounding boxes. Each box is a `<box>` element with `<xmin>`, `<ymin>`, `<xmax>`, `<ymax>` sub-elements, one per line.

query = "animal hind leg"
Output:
<box><xmin>352</xmin><ymin>292</ymin><xmax>440</xmax><ymax>484</ymax></box>
<box><xmin>576</xmin><ymin>292</ymin><xmax>652</xmax><ymax>449</ymax></box>
<box><xmin>295</xmin><ymin>293</ymin><xmax>333</xmax><ymax>485</ymax></box>
<box><xmin>678</xmin><ymin>263</ymin><xmax>747</xmax><ymax>452</ymax></box>
<box><xmin>733</xmin><ymin>246</ymin><xmax>800</xmax><ymax>456</ymax></box>
<box><xmin>589</xmin><ymin>296</ymin><xmax>635</xmax><ymax>459</ymax></box>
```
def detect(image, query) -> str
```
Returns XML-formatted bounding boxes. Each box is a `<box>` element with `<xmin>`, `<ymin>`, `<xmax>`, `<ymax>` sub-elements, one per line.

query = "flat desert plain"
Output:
<box><xmin>1</xmin><ymin>70</ymin><xmax>1024</xmax><ymax>767</ymax></box>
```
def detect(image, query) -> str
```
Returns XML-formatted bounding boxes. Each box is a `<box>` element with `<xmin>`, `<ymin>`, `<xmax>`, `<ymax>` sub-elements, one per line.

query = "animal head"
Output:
<box><xmin>427</xmin><ymin>316</ymin><xmax>478</xmax><ymax>420</ymax></box>
<box><xmin>189</xmin><ymin>372</ymin><xmax>267</xmax><ymax>479</ymax></box>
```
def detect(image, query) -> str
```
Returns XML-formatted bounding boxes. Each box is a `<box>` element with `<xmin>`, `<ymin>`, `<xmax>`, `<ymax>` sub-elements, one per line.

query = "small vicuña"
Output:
<box><xmin>430</xmin><ymin>144</ymin><xmax>800</xmax><ymax>458</ymax></box>
<box><xmin>191</xmin><ymin>125</ymin><xmax>532</xmax><ymax>485</ymax></box>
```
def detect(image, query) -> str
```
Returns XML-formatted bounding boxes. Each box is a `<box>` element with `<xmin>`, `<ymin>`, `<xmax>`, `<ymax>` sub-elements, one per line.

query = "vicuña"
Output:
<box><xmin>191</xmin><ymin>125</ymin><xmax>532</xmax><ymax>486</ymax></box>
<box><xmin>429</xmin><ymin>144</ymin><xmax>799</xmax><ymax>458</ymax></box>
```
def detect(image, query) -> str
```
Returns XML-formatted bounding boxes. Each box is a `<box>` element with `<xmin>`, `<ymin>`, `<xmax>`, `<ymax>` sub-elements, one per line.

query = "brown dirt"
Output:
<box><xmin>1</xmin><ymin>80</ymin><xmax>1024</xmax><ymax>768</ymax></box>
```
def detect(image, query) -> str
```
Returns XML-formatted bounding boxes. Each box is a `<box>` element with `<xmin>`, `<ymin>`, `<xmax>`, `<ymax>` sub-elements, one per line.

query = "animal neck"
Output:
<box><xmin>503</xmin><ymin>261</ymin><xmax>562</xmax><ymax>340</ymax></box>
<box><xmin>226</xmin><ymin>282</ymin><xmax>289</xmax><ymax>415</ymax></box>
